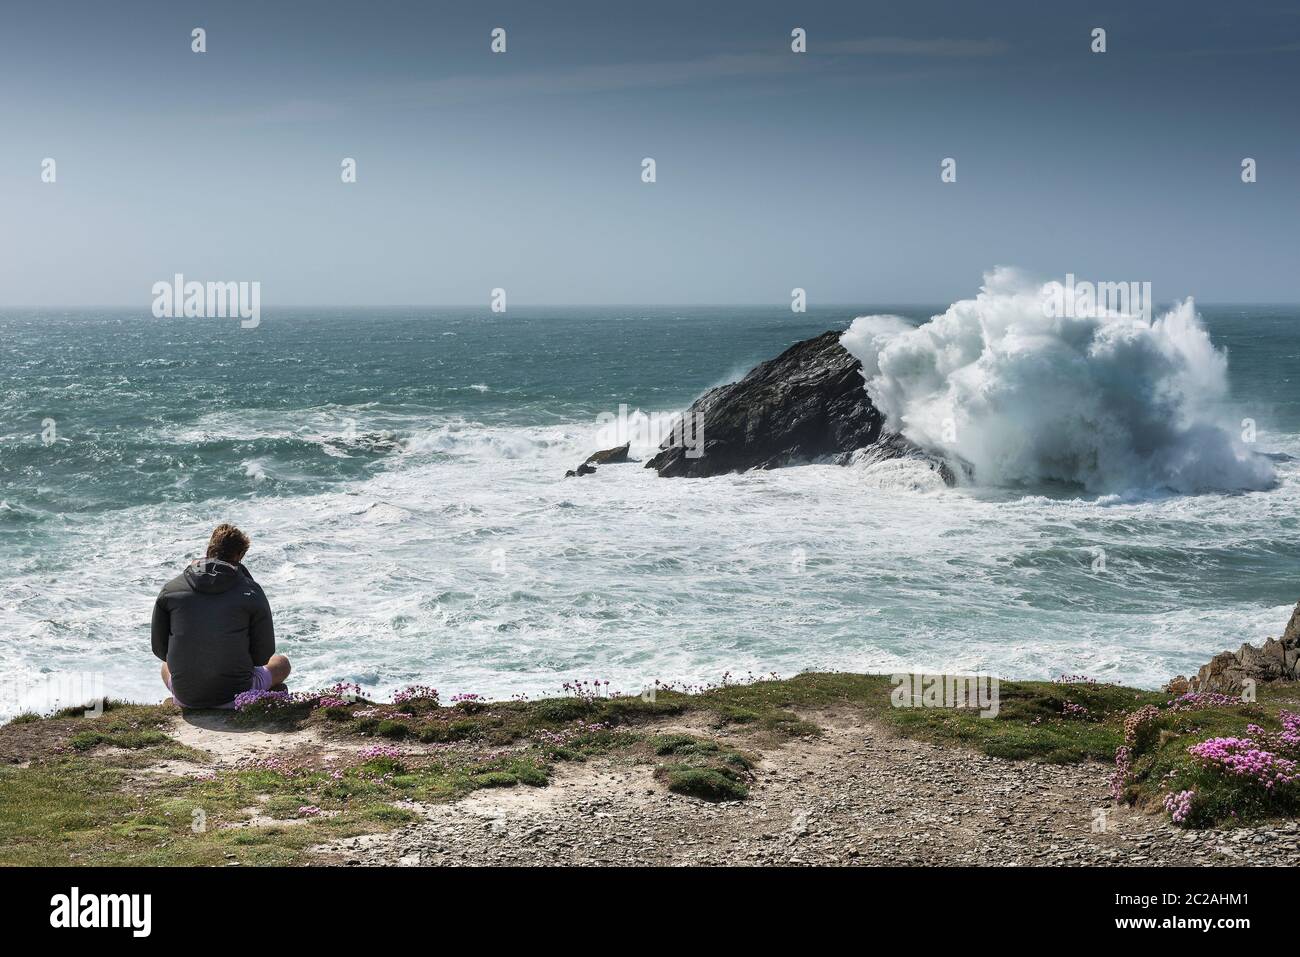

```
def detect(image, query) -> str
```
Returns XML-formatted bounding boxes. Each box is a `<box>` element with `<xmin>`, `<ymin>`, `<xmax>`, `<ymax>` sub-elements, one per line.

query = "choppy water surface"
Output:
<box><xmin>2</xmin><ymin>301</ymin><xmax>1298</xmax><ymax>716</ymax></box>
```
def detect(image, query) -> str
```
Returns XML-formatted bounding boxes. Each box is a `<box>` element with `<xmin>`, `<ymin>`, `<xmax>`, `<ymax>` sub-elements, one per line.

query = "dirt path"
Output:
<box><xmin>309</xmin><ymin>708</ymin><xmax>1300</xmax><ymax>867</ymax></box>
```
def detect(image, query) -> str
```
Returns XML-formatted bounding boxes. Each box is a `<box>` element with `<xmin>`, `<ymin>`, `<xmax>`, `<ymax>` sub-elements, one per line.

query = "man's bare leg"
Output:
<box><xmin>265</xmin><ymin>654</ymin><xmax>291</xmax><ymax>690</ymax></box>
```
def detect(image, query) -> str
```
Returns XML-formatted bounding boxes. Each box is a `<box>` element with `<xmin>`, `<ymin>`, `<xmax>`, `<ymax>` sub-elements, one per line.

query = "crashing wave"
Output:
<box><xmin>840</xmin><ymin>267</ymin><xmax>1274</xmax><ymax>493</ymax></box>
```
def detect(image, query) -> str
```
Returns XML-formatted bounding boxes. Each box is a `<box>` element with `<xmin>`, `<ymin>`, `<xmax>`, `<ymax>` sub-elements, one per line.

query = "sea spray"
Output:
<box><xmin>840</xmin><ymin>268</ymin><xmax>1274</xmax><ymax>493</ymax></box>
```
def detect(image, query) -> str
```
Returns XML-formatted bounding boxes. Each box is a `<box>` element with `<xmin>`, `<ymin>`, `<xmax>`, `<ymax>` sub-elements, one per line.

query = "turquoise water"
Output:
<box><xmin>2</xmin><ymin>304</ymin><xmax>1299</xmax><ymax>715</ymax></box>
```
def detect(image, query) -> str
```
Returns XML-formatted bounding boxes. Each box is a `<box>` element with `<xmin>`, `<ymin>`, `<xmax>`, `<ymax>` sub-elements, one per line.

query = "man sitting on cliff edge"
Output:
<box><xmin>152</xmin><ymin>523</ymin><xmax>291</xmax><ymax>709</ymax></box>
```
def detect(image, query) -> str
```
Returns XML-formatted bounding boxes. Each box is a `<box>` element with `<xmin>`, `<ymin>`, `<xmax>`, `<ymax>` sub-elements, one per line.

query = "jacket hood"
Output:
<box><xmin>183</xmin><ymin>558</ymin><xmax>248</xmax><ymax>595</ymax></box>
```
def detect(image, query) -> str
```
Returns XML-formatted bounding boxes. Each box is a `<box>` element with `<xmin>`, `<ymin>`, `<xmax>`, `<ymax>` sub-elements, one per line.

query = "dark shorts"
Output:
<box><xmin>166</xmin><ymin>665</ymin><xmax>274</xmax><ymax>709</ymax></box>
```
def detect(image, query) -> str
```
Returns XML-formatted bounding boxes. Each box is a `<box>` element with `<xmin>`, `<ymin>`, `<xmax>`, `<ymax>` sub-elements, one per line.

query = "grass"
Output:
<box><xmin>57</xmin><ymin>703</ymin><xmax>203</xmax><ymax>757</ymax></box>
<box><xmin>877</xmin><ymin>679</ymin><xmax>1170</xmax><ymax>762</ymax></box>
<box><xmin>651</xmin><ymin>733</ymin><xmax>755</xmax><ymax>801</ymax></box>
<box><xmin>670</xmin><ymin>672</ymin><xmax>1167</xmax><ymax>763</ymax></box>
<box><xmin>69</xmin><ymin>728</ymin><xmax>171</xmax><ymax>751</ymax></box>
<box><xmin>0</xmin><ymin>756</ymin><xmax>417</xmax><ymax>866</ymax></box>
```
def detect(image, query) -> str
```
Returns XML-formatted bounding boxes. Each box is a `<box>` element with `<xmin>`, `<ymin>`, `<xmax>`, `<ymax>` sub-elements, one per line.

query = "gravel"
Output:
<box><xmin>311</xmin><ymin>708</ymin><xmax>1300</xmax><ymax>867</ymax></box>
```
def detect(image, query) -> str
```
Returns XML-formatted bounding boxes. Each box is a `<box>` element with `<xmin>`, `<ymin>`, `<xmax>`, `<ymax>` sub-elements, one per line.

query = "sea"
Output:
<box><xmin>2</xmin><ymin>299</ymin><xmax>1298</xmax><ymax>717</ymax></box>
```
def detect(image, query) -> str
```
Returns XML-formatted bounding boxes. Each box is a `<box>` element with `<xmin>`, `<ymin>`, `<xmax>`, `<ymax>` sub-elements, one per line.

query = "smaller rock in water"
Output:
<box><xmin>585</xmin><ymin>443</ymin><xmax>630</xmax><ymax>466</ymax></box>
<box><xmin>563</xmin><ymin>443</ymin><xmax>630</xmax><ymax>478</ymax></box>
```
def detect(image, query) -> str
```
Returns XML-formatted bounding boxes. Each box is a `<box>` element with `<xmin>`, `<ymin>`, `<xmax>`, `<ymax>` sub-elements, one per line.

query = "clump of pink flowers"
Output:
<box><xmin>534</xmin><ymin>720</ymin><xmax>613</xmax><ymax>748</ymax></box>
<box><xmin>1187</xmin><ymin>736</ymin><xmax>1298</xmax><ymax>790</ymax></box>
<box><xmin>1061</xmin><ymin>701</ymin><xmax>1092</xmax><ymax>721</ymax></box>
<box><xmin>1159</xmin><ymin>710</ymin><xmax>1300</xmax><ymax>825</ymax></box>
<box><xmin>393</xmin><ymin>685</ymin><xmax>440</xmax><ymax>706</ymax></box>
<box><xmin>1186</xmin><ymin>710</ymin><xmax>1300</xmax><ymax>794</ymax></box>
<box><xmin>313</xmin><ymin>682</ymin><xmax>364</xmax><ymax>710</ymax></box>
<box><xmin>450</xmin><ymin>693</ymin><xmax>484</xmax><ymax>705</ymax></box>
<box><xmin>1110</xmin><ymin>705</ymin><xmax>1163</xmax><ymax>799</ymax></box>
<box><xmin>1270</xmin><ymin>709</ymin><xmax>1300</xmax><ymax>749</ymax></box>
<box><xmin>297</xmin><ymin>805</ymin><xmax>324</xmax><ymax>817</ymax></box>
<box><xmin>1055</xmin><ymin>674</ymin><xmax>1096</xmax><ymax>685</ymax></box>
<box><xmin>232</xmin><ymin>689</ymin><xmax>297</xmax><ymax>711</ymax></box>
<box><xmin>1114</xmin><ymin>699</ymin><xmax>1300</xmax><ymax>826</ymax></box>
<box><xmin>1122</xmin><ymin>705</ymin><xmax>1162</xmax><ymax>743</ymax></box>
<box><xmin>1109</xmin><ymin>745</ymin><xmax>1132</xmax><ymax>800</ymax></box>
<box><xmin>560</xmin><ymin>680</ymin><xmax>610</xmax><ymax>700</ymax></box>
<box><xmin>1163</xmin><ymin>789</ymin><xmax>1196</xmax><ymax>825</ymax></box>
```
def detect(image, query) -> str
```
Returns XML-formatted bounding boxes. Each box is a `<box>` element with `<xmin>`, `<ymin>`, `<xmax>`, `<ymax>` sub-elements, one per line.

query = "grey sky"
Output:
<box><xmin>1</xmin><ymin>0</ymin><xmax>1298</xmax><ymax>306</ymax></box>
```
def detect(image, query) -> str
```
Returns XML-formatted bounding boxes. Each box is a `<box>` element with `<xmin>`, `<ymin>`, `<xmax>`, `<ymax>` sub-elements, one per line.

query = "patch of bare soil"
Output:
<box><xmin>122</xmin><ymin>712</ymin><xmax>399</xmax><ymax>785</ymax></box>
<box><xmin>164</xmin><ymin>712</ymin><xmax>331</xmax><ymax>766</ymax></box>
<box><xmin>0</xmin><ymin>716</ymin><xmax>83</xmax><ymax>765</ymax></box>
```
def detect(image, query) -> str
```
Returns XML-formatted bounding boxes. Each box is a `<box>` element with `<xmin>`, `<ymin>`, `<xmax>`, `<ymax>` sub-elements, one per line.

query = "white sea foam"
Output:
<box><xmin>403</xmin><ymin>422</ymin><xmax>578</xmax><ymax>459</ymax></box>
<box><xmin>2</xmin><ymin>415</ymin><xmax>1295</xmax><ymax>721</ymax></box>
<box><xmin>840</xmin><ymin>267</ymin><xmax>1274</xmax><ymax>493</ymax></box>
<box><xmin>846</xmin><ymin>446</ymin><xmax>950</xmax><ymax>493</ymax></box>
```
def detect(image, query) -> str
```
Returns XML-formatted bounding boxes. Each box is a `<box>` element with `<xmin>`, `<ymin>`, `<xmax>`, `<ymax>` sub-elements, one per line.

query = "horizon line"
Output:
<box><xmin>4</xmin><ymin>301</ymin><xmax>1300</xmax><ymax>311</ymax></box>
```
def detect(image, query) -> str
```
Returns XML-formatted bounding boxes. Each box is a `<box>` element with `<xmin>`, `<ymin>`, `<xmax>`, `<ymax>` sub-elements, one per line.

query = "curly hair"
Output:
<box><xmin>205</xmin><ymin>523</ymin><xmax>251</xmax><ymax>563</ymax></box>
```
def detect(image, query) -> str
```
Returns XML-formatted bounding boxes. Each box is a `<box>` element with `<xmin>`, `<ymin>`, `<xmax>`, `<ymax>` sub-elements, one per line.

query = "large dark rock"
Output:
<box><xmin>644</xmin><ymin>330</ymin><xmax>951</xmax><ymax>481</ymax></box>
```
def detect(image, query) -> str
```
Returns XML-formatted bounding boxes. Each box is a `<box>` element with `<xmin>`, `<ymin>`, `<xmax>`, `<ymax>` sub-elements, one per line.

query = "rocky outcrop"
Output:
<box><xmin>584</xmin><ymin>443</ymin><xmax>630</xmax><ymax>466</ymax></box>
<box><xmin>643</xmin><ymin>330</ymin><xmax>953</xmax><ymax>482</ymax></box>
<box><xmin>1170</xmin><ymin>602</ymin><xmax>1300</xmax><ymax>695</ymax></box>
<box><xmin>565</xmin><ymin>443</ymin><xmax>630</xmax><ymax>478</ymax></box>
